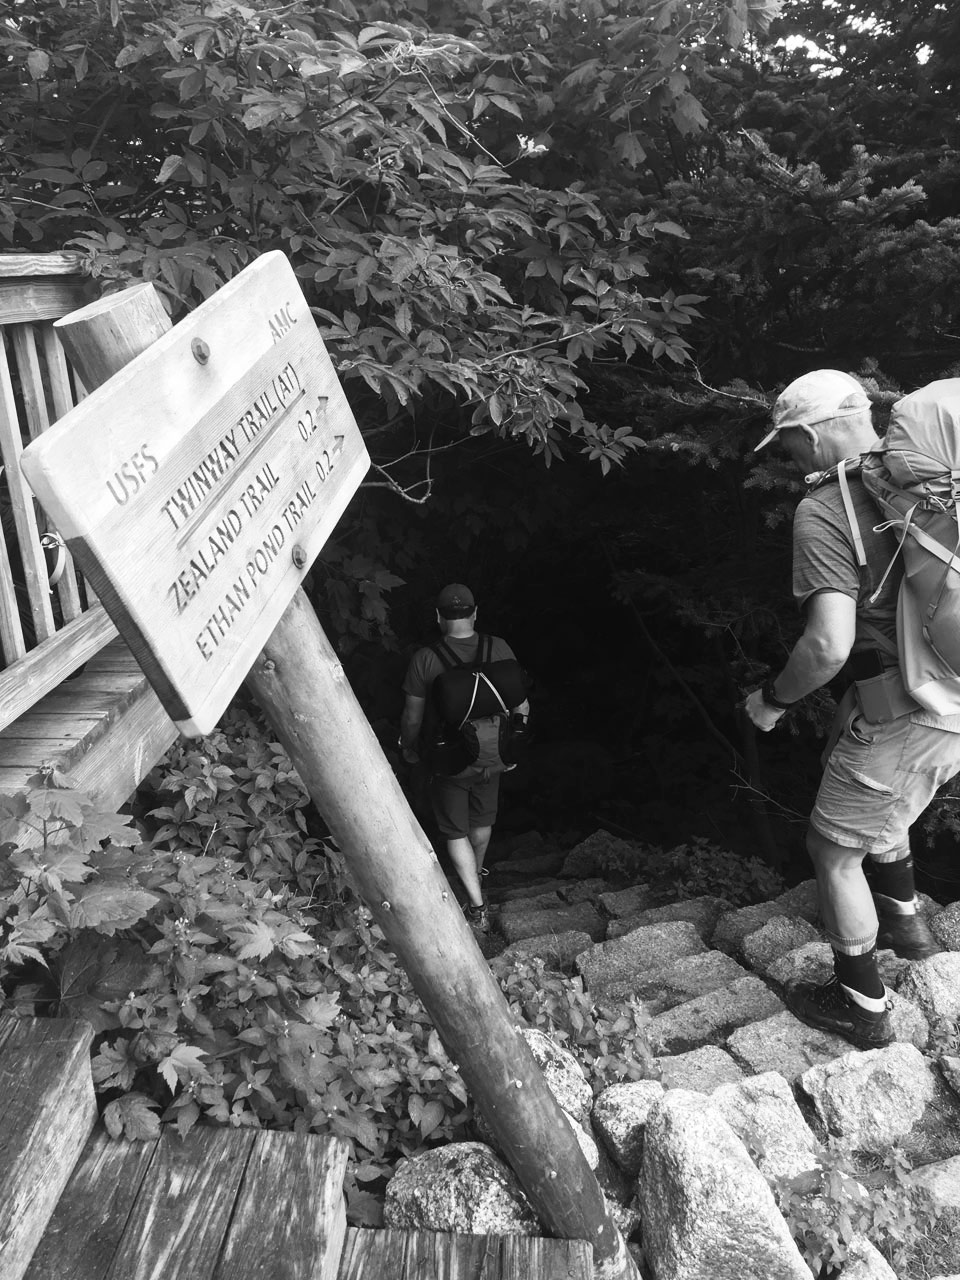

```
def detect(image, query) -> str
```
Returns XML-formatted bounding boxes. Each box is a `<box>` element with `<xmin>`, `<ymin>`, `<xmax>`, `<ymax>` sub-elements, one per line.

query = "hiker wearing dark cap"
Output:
<box><xmin>400</xmin><ymin>584</ymin><xmax>529</xmax><ymax>932</ymax></box>
<box><xmin>745</xmin><ymin>369</ymin><xmax>960</xmax><ymax>1049</ymax></box>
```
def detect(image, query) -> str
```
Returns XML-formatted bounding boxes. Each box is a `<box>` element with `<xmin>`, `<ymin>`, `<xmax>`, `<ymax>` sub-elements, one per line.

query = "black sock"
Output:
<box><xmin>869</xmin><ymin>855</ymin><xmax>916</xmax><ymax>908</ymax></box>
<box><xmin>833</xmin><ymin>947</ymin><xmax>885</xmax><ymax>1001</ymax></box>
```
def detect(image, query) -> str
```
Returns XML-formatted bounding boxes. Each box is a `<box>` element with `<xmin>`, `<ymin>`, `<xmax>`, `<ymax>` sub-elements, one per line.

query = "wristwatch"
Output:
<box><xmin>761</xmin><ymin>677</ymin><xmax>795</xmax><ymax>711</ymax></box>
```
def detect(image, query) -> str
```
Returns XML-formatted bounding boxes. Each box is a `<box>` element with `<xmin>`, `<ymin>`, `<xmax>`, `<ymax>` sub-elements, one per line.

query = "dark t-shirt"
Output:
<box><xmin>403</xmin><ymin>632</ymin><xmax>518</xmax><ymax>699</ymax></box>
<box><xmin>792</xmin><ymin>474</ymin><xmax>901</xmax><ymax>654</ymax></box>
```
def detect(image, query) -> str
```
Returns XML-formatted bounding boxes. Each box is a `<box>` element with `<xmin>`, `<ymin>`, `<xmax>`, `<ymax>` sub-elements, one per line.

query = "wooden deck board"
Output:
<box><xmin>216</xmin><ymin>1131</ymin><xmax>349</xmax><ymax>1280</ymax></box>
<box><xmin>0</xmin><ymin>1016</ymin><xmax>98</xmax><ymax>1280</ymax></box>
<box><xmin>101</xmin><ymin>1127</ymin><xmax>256</xmax><ymax>1280</ymax></box>
<box><xmin>23</xmin><ymin>1130</ymin><xmax>158</xmax><ymax>1280</ymax></box>
<box><xmin>336</xmin><ymin>1230</ymin><xmax>594</xmax><ymax>1280</ymax></box>
<box><xmin>0</xmin><ymin>636</ymin><xmax>177</xmax><ymax>807</ymax></box>
<box><xmin>26</xmin><ymin>1128</ymin><xmax>349</xmax><ymax>1280</ymax></box>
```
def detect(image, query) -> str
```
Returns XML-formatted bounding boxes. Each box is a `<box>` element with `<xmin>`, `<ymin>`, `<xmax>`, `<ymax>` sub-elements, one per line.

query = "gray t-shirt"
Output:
<box><xmin>792</xmin><ymin>474</ymin><xmax>900</xmax><ymax>655</ymax></box>
<box><xmin>403</xmin><ymin>632</ymin><xmax>517</xmax><ymax>699</ymax></box>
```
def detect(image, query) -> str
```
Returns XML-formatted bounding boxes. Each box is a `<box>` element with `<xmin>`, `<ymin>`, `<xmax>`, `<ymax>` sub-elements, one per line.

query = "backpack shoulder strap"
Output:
<box><xmin>837</xmin><ymin>458</ymin><xmax>868</xmax><ymax>570</ymax></box>
<box><xmin>431</xmin><ymin>639</ymin><xmax>464</xmax><ymax>670</ymax></box>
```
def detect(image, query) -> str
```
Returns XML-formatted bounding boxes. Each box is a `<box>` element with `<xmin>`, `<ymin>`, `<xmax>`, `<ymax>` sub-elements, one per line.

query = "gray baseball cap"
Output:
<box><xmin>755</xmin><ymin>369</ymin><xmax>870</xmax><ymax>451</ymax></box>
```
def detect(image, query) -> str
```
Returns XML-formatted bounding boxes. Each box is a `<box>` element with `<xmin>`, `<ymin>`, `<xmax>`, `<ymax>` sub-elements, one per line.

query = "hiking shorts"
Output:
<box><xmin>430</xmin><ymin>767</ymin><xmax>501</xmax><ymax>839</ymax></box>
<box><xmin>811</xmin><ymin>708</ymin><xmax>960</xmax><ymax>858</ymax></box>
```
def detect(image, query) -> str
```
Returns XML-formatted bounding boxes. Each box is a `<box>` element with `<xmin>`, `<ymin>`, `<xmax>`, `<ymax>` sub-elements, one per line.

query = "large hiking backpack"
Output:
<box><xmin>424</xmin><ymin>634</ymin><xmax>528</xmax><ymax>778</ymax></box>
<box><xmin>846</xmin><ymin>378</ymin><xmax>960</xmax><ymax>715</ymax></box>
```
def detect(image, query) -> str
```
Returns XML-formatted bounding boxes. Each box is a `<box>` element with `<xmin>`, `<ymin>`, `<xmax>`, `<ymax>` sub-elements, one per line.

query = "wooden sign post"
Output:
<box><xmin>21</xmin><ymin>260</ymin><xmax>637</xmax><ymax>1280</ymax></box>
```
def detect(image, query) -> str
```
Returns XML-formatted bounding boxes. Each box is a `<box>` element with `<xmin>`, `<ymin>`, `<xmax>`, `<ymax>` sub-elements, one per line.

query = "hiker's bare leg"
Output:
<box><xmin>447</xmin><ymin>836</ymin><xmax>485</xmax><ymax>907</ymax></box>
<box><xmin>469</xmin><ymin>825</ymin><xmax>492</xmax><ymax>876</ymax></box>
<box><xmin>807</xmin><ymin>827</ymin><xmax>878</xmax><ymax>942</ymax></box>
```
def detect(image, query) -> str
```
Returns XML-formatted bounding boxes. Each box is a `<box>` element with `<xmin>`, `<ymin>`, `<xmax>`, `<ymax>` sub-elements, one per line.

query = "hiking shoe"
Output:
<box><xmin>466</xmin><ymin>903</ymin><xmax>489</xmax><ymax>932</ymax></box>
<box><xmin>876</xmin><ymin>912</ymin><xmax>941</xmax><ymax>961</ymax></box>
<box><xmin>785</xmin><ymin>977</ymin><xmax>894</xmax><ymax>1050</ymax></box>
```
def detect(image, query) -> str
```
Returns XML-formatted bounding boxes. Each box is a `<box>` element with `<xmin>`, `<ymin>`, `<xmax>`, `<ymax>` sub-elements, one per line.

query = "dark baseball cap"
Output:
<box><xmin>437</xmin><ymin>583</ymin><xmax>475</xmax><ymax>618</ymax></box>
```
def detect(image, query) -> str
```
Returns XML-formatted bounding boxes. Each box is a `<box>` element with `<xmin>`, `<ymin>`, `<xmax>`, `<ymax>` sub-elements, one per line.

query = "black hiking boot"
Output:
<box><xmin>785</xmin><ymin>977</ymin><xmax>894</xmax><ymax>1050</ymax></box>
<box><xmin>465</xmin><ymin>902</ymin><xmax>489</xmax><ymax>933</ymax></box>
<box><xmin>875</xmin><ymin>911</ymin><xmax>941</xmax><ymax>961</ymax></box>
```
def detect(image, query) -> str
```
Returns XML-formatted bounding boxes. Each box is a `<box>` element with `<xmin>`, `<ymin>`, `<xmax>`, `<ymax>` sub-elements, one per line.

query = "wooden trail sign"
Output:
<box><xmin>20</xmin><ymin>252</ymin><xmax>368</xmax><ymax>736</ymax></box>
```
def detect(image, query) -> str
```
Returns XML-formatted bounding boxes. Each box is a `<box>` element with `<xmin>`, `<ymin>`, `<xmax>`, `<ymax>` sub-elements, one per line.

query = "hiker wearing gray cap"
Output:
<box><xmin>744</xmin><ymin>369</ymin><xmax>958</xmax><ymax>1049</ymax></box>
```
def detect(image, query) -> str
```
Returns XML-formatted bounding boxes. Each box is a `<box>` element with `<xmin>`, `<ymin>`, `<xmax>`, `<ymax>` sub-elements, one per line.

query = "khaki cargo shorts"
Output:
<box><xmin>811</xmin><ymin>708</ymin><xmax>960</xmax><ymax>858</ymax></box>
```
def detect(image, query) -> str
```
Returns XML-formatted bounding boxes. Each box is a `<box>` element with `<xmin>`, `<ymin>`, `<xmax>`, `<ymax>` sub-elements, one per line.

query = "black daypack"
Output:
<box><xmin>424</xmin><ymin>634</ymin><xmax>528</xmax><ymax>778</ymax></box>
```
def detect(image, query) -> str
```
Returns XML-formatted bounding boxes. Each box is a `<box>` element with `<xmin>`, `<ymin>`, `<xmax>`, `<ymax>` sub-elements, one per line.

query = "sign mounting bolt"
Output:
<box><xmin>191</xmin><ymin>338</ymin><xmax>210</xmax><ymax>364</ymax></box>
<box><xmin>292</xmin><ymin>544</ymin><xmax>307</xmax><ymax>570</ymax></box>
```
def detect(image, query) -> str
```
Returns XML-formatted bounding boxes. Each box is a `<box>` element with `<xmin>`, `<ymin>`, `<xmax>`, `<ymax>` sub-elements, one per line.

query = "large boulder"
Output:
<box><xmin>799</xmin><ymin>1042</ymin><xmax>937</xmax><ymax>1155</ymax></box>
<box><xmin>896</xmin><ymin>952</ymin><xmax>960</xmax><ymax>1023</ymax></box>
<box><xmin>591</xmin><ymin>1080</ymin><xmax>666</xmax><ymax>1176</ymax></box>
<box><xmin>727</xmin><ymin>1010</ymin><xmax>851</xmax><ymax>1082</ymax></box>
<box><xmin>499</xmin><ymin>901</ymin><xmax>606</xmax><ymax>944</ymax></box>
<box><xmin>638</xmin><ymin>1091</ymin><xmax>812</xmax><ymax>1280</ymax></box>
<box><xmin>384</xmin><ymin>1142</ymin><xmax>539</xmax><ymax>1234</ymax></box>
<box><xmin>575</xmin><ymin>921</ymin><xmax>706</xmax><ymax>1001</ymax></box>
<box><xmin>606</xmin><ymin>896</ymin><xmax>732</xmax><ymax>943</ymax></box>
<box><xmin>658</xmin><ymin>1045</ymin><xmax>745</xmax><ymax>1091</ymax></box>
<box><xmin>712</xmin><ymin>902</ymin><xmax>793</xmax><ymax>956</ymax></box>
<box><xmin>521</xmin><ymin>1028</ymin><xmax>593</xmax><ymax>1125</ymax></box>
<box><xmin>623</xmin><ymin>951</ymin><xmax>752</xmax><ymax>1018</ymax></box>
<box><xmin>740</xmin><ymin>916</ymin><xmax>821</xmax><ymax>976</ymax></box>
<box><xmin>646</xmin><ymin>976</ymin><xmax>783</xmax><ymax>1054</ymax></box>
<box><xmin>931</xmin><ymin>901</ymin><xmax>960</xmax><ymax>951</ymax></box>
<box><xmin>493</xmin><ymin>929</ymin><xmax>594</xmax><ymax>973</ymax></box>
<box><xmin>710</xmin><ymin>1072</ymin><xmax>820</xmax><ymax>1183</ymax></box>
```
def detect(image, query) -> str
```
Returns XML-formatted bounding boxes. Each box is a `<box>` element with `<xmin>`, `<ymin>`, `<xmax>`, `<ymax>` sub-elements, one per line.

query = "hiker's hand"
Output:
<box><xmin>401</xmin><ymin>745</ymin><xmax>419</xmax><ymax>765</ymax></box>
<box><xmin>741</xmin><ymin>688</ymin><xmax>786</xmax><ymax>733</ymax></box>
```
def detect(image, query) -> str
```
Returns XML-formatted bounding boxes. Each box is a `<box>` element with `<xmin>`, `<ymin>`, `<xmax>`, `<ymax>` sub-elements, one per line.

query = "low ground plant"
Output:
<box><xmin>771</xmin><ymin>1141</ymin><xmax>939</xmax><ymax>1278</ymax></box>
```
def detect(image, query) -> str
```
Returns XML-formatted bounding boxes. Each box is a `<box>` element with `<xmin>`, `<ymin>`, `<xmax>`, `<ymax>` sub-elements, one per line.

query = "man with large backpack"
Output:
<box><xmin>745</xmin><ymin>369</ymin><xmax>960</xmax><ymax>1050</ymax></box>
<box><xmin>399</xmin><ymin>583</ymin><xmax>530</xmax><ymax>932</ymax></box>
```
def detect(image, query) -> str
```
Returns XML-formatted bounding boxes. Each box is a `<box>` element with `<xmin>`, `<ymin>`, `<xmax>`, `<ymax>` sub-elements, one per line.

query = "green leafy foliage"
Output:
<box><xmin>494</xmin><ymin>956</ymin><xmax>660</xmax><ymax>1086</ymax></box>
<box><xmin>0</xmin><ymin>768</ymin><xmax>154</xmax><ymax>973</ymax></box>
<box><xmin>0</xmin><ymin>0</ymin><xmax>776</xmax><ymax>479</ymax></box>
<box><xmin>591</xmin><ymin>834</ymin><xmax>786</xmax><ymax>906</ymax></box>
<box><xmin>771</xmin><ymin>1140</ymin><xmax>938</xmax><ymax>1278</ymax></box>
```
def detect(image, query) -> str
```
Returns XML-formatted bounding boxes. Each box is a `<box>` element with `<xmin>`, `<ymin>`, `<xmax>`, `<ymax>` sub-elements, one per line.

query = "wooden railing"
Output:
<box><xmin>0</xmin><ymin>252</ymin><xmax>118</xmax><ymax>729</ymax></box>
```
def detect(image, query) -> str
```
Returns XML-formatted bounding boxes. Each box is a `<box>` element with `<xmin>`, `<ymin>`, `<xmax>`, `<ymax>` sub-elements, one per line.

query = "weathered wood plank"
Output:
<box><xmin>0</xmin><ymin>326</ymin><xmax>55</xmax><ymax>645</ymax></box>
<box><xmin>48</xmin><ymin>681</ymin><xmax>176</xmax><ymax>809</ymax></box>
<box><xmin>39</xmin><ymin>325</ymin><xmax>84</xmax><ymax>622</ymax></box>
<box><xmin>0</xmin><ymin>280</ymin><xmax>93</xmax><ymax>325</ymax></box>
<box><xmin>0</xmin><ymin>252</ymin><xmax>87</xmax><ymax>278</ymax></box>
<box><xmin>0</xmin><ymin>332</ymin><xmax>31</xmax><ymax>666</ymax></box>
<box><xmin>216</xmin><ymin>1132</ymin><xmax>349</xmax><ymax>1280</ymax></box>
<box><xmin>0</xmin><ymin>1015</ymin><xmax>97</xmax><ymax>1280</ymax></box>
<box><xmin>336</xmin><ymin>1230</ymin><xmax>592</xmax><ymax>1280</ymax></box>
<box><xmin>103</xmin><ymin>1128</ymin><xmax>257</xmax><ymax>1280</ymax></box>
<box><xmin>0</xmin><ymin>607</ymin><xmax>119</xmax><ymax>728</ymax></box>
<box><xmin>0</xmin><ymin>516</ymin><xmax>28</xmax><ymax>665</ymax></box>
<box><xmin>23</xmin><ymin>1129</ymin><xmax>158</xmax><ymax>1280</ymax></box>
<box><xmin>500</xmin><ymin>1235</ymin><xmax>593</xmax><ymax>1280</ymax></box>
<box><xmin>0</xmin><ymin>734</ymin><xmax>94</xmax><ymax>762</ymax></box>
<box><xmin>0</xmin><ymin>637</ymin><xmax>176</xmax><ymax>806</ymax></box>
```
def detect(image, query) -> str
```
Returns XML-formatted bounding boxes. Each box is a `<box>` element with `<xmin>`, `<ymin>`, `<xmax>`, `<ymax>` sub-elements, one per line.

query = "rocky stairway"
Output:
<box><xmin>0</xmin><ymin>1012</ymin><xmax>593</xmax><ymax>1280</ymax></box>
<box><xmin>381</xmin><ymin>827</ymin><xmax>960</xmax><ymax>1280</ymax></box>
